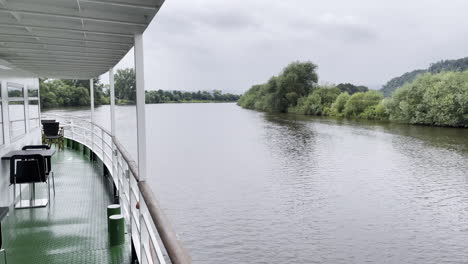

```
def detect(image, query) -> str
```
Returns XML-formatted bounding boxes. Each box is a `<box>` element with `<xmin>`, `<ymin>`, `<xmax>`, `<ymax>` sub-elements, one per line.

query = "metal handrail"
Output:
<box><xmin>139</xmin><ymin>182</ymin><xmax>191</xmax><ymax>264</ymax></box>
<box><xmin>41</xmin><ymin>113</ymin><xmax>191</xmax><ymax>264</ymax></box>
<box><xmin>113</xmin><ymin>137</ymin><xmax>140</xmax><ymax>182</ymax></box>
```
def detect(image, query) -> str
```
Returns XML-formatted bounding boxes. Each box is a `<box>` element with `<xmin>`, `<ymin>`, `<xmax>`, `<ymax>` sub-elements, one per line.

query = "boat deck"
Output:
<box><xmin>2</xmin><ymin>148</ymin><xmax>131</xmax><ymax>264</ymax></box>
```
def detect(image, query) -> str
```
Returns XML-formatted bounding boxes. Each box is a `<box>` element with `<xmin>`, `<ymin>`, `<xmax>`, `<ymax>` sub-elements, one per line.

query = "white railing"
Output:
<box><xmin>42</xmin><ymin>114</ymin><xmax>191</xmax><ymax>264</ymax></box>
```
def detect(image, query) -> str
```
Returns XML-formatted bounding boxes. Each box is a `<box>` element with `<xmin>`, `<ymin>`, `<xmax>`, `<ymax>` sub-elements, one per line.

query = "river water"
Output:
<box><xmin>45</xmin><ymin>103</ymin><xmax>468</xmax><ymax>264</ymax></box>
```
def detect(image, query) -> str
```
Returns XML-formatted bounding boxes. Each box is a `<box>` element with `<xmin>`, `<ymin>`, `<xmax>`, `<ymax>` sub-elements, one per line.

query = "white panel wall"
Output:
<box><xmin>0</xmin><ymin>67</ymin><xmax>41</xmax><ymax>207</ymax></box>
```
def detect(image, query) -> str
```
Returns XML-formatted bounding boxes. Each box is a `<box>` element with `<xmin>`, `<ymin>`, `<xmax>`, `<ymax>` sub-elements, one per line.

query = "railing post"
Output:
<box><xmin>115</xmin><ymin>150</ymin><xmax>120</xmax><ymax>201</ymax></box>
<box><xmin>101</xmin><ymin>129</ymin><xmax>105</xmax><ymax>162</ymax></box>
<box><xmin>90</xmin><ymin>78</ymin><xmax>94</xmax><ymax>152</ymax></box>
<box><xmin>126</xmin><ymin>169</ymin><xmax>132</xmax><ymax>234</ymax></box>
<box><xmin>139</xmin><ymin>192</ymin><xmax>144</xmax><ymax>261</ymax></box>
<box><xmin>70</xmin><ymin>119</ymin><xmax>74</xmax><ymax>140</ymax></box>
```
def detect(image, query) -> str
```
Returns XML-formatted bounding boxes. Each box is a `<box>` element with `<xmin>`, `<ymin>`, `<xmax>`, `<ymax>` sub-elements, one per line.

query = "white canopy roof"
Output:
<box><xmin>0</xmin><ymin>0</ymin><xmax>164</xmax><ymax>79</ymax></box>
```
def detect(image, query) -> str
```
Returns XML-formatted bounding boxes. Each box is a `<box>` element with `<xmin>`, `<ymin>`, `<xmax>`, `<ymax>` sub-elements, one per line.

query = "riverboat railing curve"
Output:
<box><xmin>42</xmin><ymin>113</ymin><xmax>191</xmax><ymax>264</ymax></box>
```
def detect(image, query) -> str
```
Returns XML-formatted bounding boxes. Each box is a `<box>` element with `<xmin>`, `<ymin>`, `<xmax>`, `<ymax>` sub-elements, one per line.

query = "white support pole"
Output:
<box><xmin>1</xmin><ymin>80</ymin><xmax>10</xmax><ymax>145</ymax></box>
<box><xmin>90</xmin><ymin>79</ymin><xmax>95</xmax><ymax>150</ymax></box>
<box><xmin>134</xmin><ymin>33</ymin><xmax>147</xmax><ymax>182</ymax></box>
<box><xmin>109</xmin><ymin>67</ymin><xmax>116</xmax><ymax>137</ymax></box>
<box><xmin>24</xmin><ymin>84</ymin><xmax>30</xmax><ymax>134</ymax></box>
<box><xmin>109</xmin><ymin>67</ymin><xmax>117</xmax><ymax>186</ymax></box>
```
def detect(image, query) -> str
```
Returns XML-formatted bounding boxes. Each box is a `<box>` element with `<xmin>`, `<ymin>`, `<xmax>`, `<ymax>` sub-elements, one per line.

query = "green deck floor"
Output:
<box><xmin>2</xmin><ymin>147</ymin><xmax>131</xmax><ymax>264</ymax></box>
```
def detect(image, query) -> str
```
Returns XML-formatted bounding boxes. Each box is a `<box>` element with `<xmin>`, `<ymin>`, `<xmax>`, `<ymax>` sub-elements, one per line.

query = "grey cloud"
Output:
<box><xmin>290</xmin><ymin>13</ymin><xmax>378</xmax><ymax>43</ymax></box>
<box><xmin>155</xmin><ymin>7</ymin><xmax>259</xmax><ymax>35</ymax></box>
<box><xmin>107</xmin><ymin>0</ymin><xmax>468</xmax><ymax>93</ymax></box>
<box><xmin>319</xmin><ymin>23</ymin><xmax>378</xmax><ymax>42</ymax></box>
<box><xmin>196</xmin><ymin>10</ymin><xmax>259</xmax><ymax>30</ymax></box>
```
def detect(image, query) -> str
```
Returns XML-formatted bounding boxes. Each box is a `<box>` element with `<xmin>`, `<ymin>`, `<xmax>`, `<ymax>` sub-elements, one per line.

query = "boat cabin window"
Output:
<box><xmin>28</xmin><ymin>86</ymin><xmax>39</xmax><ymax>98</ymax></box>
<box><xmin>8</xmin><ymin>82</ymin><xmax>26</xmax><ymax>140</ymax></box>
<box><xmin>28</xmin><ymin>86</ymin><xmax>39</xmax><ymax>128</ymax></box>
<box><xmin>8</xmin><ymin>83</ymin><xmax>24</xmax><ymax>98</ymax></box>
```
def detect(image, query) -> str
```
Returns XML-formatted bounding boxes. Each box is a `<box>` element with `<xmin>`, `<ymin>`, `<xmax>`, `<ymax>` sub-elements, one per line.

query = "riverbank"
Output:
<box><xmin>238</xmin><ymin>61</ymin><xmax>468</xmax><ymax>128</ymax></box>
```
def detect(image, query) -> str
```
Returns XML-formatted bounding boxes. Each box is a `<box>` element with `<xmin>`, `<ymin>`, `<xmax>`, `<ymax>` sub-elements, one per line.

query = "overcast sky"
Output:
<box><xmin>101</xmin><ymin>0</ymin><xmax>468</xmax><ymax>93</ymax></box>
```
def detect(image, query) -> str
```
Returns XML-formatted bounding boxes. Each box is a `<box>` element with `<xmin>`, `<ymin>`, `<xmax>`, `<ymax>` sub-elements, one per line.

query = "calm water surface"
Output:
<box><xmin>46</xmin><ymin>103</ymin><xmax>468</xmax><ymax>263</ymax></box>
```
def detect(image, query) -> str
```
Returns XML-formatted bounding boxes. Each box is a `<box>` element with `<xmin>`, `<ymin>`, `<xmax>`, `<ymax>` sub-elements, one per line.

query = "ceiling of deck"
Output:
<box><xmin>0</xmin><ymin>0</ymin><xmax>164</xmax><ymax>79</ymax></box>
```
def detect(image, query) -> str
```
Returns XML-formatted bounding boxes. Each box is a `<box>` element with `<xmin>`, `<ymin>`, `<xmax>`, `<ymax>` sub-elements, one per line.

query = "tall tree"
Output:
<box><xmin>238</xmin><ymin>61</ymin><xmax>319</xmax><ymax>113</ymax></box>
<box><xmin>114</xmin><ymin>68</ymin><xmax>136</xmax><ymax>102</ymax></box>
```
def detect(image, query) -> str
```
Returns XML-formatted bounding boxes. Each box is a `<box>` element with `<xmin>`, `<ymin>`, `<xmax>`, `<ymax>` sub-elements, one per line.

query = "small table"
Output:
<box><xmin>1</xmin><ymin>149</ymin><xmax>56</xmax><ymax>160</ymax></box>
<box><xmin>2</xmin><ymin>149</ymin><xmax>56</xmax><ymax>208</ymax></box>
<box><xmin>0</xmin><ymin>207</ymin><xmax>8</xmax><ymax>254</ymax></box>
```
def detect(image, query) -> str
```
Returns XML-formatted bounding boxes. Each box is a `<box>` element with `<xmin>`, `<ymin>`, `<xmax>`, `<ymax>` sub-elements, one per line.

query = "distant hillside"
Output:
<box><xmin>380</xmin><ymin>57</ymin><xmax>468</xmax><ymax>97</ymax></box>
<box><xmin>381</xmin><ymin>69</ymin><xmax>427</xmax><ymax>97</ymax></box>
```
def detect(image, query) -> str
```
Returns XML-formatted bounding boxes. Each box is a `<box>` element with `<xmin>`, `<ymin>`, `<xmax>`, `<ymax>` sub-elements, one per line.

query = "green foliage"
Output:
<box><xmin>387</xmin><ymin>71</ymin><xmax>468</xmax><ymax>127</ymax></box>
<box><xmin>40</xmin><ymin>79</ymin><xmax>99</xmax><ymax>109</ymax></box>
<box><xmin>343</xmin><ymin>90</ymin><xmax>384</xmax><ymax>118</ymax></box>
<box><xmin>238</xmin><ymin>61</ymin><xmax>319</xmax><ymax>112</ymax></box>
<box><xmin>114</xmin><ymin>68</ymin><xmax>239</xmax><ymax>104</ymax></box>
<box><xmin>62</xmin><ymin>79</ymin><xmax>108</xmax><ymax>105</ymax></box>
<box><xmin>145</xmin><ymin>89</ymin><xmax>239</xmax><ymax>103</ymax></box>
<box><xmin>359</xmin><ymin>99</ymin><xmax>390</xmax><ymax>120</ymax></box>
<box><xmin>290</xmin><ymin>86</ymin><xmax>340</xmax><ymax>115</ymax></box>
<box><xmin>237</xmin><ymin>85</ymin><xmax>262</xmax><ymax>109</ymax></box>
<box><xmin>428</xmin><ymin>57</ymin><xmax>468</xmax><ymax>74</ymax></box>
<box><xmin>240</xmin><ymin>61</ymin><xmax>468</xmax><ymax>127</ymax></box>
<box><xmin>381</xmin><ymin>56</ymin><xmax>468</xmax><ymax>97</ymax></box>
<box><xmin>375</xmin><ymin>99</ymin><xmax>391</xmax><ymax>120</ymax></box>
<box><xmin>381</xmin><ymin>69</ymin><xmax>426</xmax><ymax>97</ymax></box>
<box><xmin>330</xmin><ymin>92</ymin><xmax>350</xmax><ymax>116</ymax></box>
<box><xmin>39</xmin><ymin>78</ymin><xmax>109</xmax><ymax>109</ymax></box>
<box><xmin>336</xmin><ymin>83</ymin><xmax>368</xmax><ymax>95</ymax></box>
<box><xmin>40</xmin><ymin>68</ymin><xmax>239</xmax><ymax>108</ymax></box>
<box><xmin>114</xmin><ymin>68</ymin><xmax>136</xmax><ymax>103</ymax></box>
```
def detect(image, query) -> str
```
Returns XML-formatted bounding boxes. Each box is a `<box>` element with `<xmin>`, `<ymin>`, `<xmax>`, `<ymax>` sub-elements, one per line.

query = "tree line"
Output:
<box><xmin>40</xmin><ymin>68</ymin><xmax>240</xmax><ymax>108</ymax></box>
<box><xmin>238</xmin><ymin>61</ymin><xmax>468</xmax><ymax>127</ymax></box>
<box><xmin>146</xmin><ymin>90</ymin><xmax>240</xmax><ymax>103</ymax></box>
<box><xmin>115</xmin><ymin>68</ymin><xmax>239</xmax><ymax>103</ymax></box>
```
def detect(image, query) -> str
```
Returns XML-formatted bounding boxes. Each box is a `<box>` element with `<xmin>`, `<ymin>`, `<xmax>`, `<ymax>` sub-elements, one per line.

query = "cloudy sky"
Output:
<box><xmin>102</xmin><ymin>0</ymin><xmax>468</xmax><ymax>93</ymax></box>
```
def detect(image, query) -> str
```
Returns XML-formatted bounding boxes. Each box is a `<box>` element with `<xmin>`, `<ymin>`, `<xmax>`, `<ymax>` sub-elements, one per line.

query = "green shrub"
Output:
<box><xmin>388</xmin><ymin>71</ymin><xmax>468</xmax><ymax>126</ymax></box>
<box><xmin>343</xmin><ymin>90</ymin><xmax>383</xmax><ymax>117</ymax></box>
<box><xmin>358</xmin><ymin>100</ymin><xmax>389</xmax><ymax>120</ymax></box>
<box><xmin>330</xmin><ymin>92</ymin><xmax>350</xmax><ymax>116</ymax></box>
<box><xmin>289</xmin><ymin>86</ymin><xmax>340</xmax><ymax>115</ymax></box>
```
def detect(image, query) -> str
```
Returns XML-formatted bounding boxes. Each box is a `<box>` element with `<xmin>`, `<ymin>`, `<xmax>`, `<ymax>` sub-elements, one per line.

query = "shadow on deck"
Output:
<box><xmin>2</xmin><ymin>148</ymin><xmax>131</xmax><ymax>264</ymax></box>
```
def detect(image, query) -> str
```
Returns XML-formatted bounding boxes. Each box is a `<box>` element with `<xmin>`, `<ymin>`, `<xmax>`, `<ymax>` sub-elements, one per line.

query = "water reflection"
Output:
<box><xmin>262</xmin><ymin>113</ymin><xmax>315</xmax><ymax>157</ymax></box>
